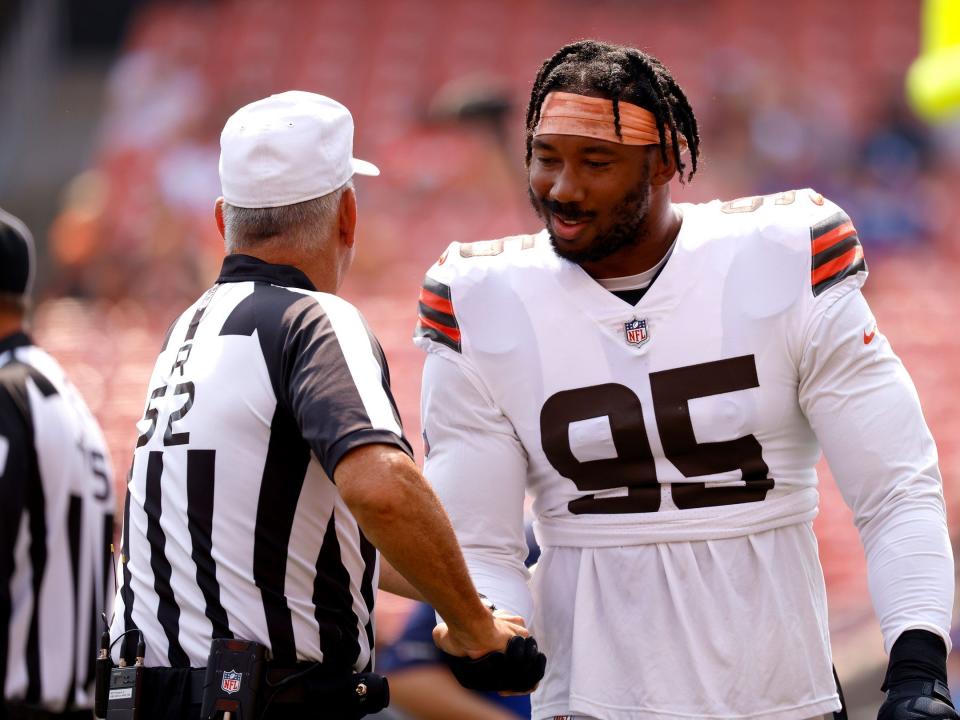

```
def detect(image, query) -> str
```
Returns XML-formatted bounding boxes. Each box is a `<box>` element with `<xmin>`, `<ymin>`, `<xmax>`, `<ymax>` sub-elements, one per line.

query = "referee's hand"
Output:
<box><xmin>434</xmin><ymin>613</ymin><xmax>546</xmax><ymax>694</ymax></box>
<box><xmin>433</xmin><ymin>611</ymin><xmax>528</xmax><ymax>658</ymax></box>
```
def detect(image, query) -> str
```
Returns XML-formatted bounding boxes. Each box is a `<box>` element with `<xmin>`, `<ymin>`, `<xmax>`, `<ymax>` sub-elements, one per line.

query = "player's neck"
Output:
<box><xmin>579</xmin><ymin>196</ymin><xmax>682</xmax><ymax>280</ymax></box>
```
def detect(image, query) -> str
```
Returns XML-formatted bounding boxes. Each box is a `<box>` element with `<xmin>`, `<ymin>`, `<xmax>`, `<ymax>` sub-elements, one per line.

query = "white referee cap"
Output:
<box><xmin>219</xmin><ymin>91</ymin><xmax>380</xmax><ymax>209</ymax></box>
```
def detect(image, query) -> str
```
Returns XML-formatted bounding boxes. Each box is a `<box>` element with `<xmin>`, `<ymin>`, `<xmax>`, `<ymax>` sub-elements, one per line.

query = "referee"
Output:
<box><xmin>109</xmin><ymin>92</ymin><xmax>531</xmax><ymax>719</ymax></box>
<box><xmin>0</xmin><ymin>209</ymin><xmax>116</xmax><ymax>720</ymax></box>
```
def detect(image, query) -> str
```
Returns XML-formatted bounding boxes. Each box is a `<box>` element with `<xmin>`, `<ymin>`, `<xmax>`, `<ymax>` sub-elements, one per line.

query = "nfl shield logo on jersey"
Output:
<box><xmin>624</xmin><ymin>318</ymin><xmax>649</xmax><ymax>347</ymax></box>
<box><xmin>221</xmin><ymin>670</ymin><xmax>242</xmax><ymax>694</ymax></box>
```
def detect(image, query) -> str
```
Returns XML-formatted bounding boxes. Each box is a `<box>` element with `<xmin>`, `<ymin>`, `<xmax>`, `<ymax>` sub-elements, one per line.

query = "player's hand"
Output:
<box><xmin>433</xmin><ymin>615</ymin><xmax>546</xmax><ymax>694</ymax></box>
<box><xmin>877</xmin><ymin>679</ymin><xmax>959</xmax><ymax>719</ymax></box>
<box><xmin>441</xmin><ymin>634</ymin><xmax>546</xmax><ymax>694</ymax></box>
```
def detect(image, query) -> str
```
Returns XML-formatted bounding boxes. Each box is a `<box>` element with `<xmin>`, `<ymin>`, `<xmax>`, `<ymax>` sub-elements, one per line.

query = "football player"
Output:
<box><xmin>414</xmin><ymin>40</ymin><xmax>956</xmax><ymax>720</ymax></box>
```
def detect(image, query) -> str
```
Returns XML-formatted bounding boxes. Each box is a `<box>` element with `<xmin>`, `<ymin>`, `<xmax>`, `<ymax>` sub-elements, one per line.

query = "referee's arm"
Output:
<box><xmin>0</xmin><ymin>383</ymin><xmax>29</xmax><ymax>689</ymax></box>
<box><xmin>335</xmin><ymin>443</ymin><xmax>520</xmax><ymax>658</ymax></box>
<box><xmin>378</xmin><ymin>553</ymin><xmax>425</xmax><ymax>601</ymax></box>
<box><xmin>285</xmin><ymin>296</ymin><xmax>526</xmax><ymax>660</ymax></box>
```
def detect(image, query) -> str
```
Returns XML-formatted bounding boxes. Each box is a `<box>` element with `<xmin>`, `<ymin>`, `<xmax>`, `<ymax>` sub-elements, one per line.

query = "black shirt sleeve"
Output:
<box><xmin>282</xmin><ymin>295</ymin><xmax>412</xmax><ymax>479</ymax></box>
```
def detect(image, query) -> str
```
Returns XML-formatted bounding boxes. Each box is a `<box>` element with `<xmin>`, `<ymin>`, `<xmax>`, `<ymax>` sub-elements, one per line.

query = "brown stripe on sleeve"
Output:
<box><xmin>416</xmin><ymin>277</ymin><xmax>461</xmax><ymax>352</ymax></box>
<box><xmin>810</xmin><ymin>211</ymin><xmax>866</xmax><ymax>297</ymax></box>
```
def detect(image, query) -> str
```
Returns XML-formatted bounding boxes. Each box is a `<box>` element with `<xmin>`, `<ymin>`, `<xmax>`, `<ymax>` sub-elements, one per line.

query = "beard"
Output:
<box><xmin>528</xmin><ymin>179</ymin><xmax>652</xmax><ymax>265</ymax></box>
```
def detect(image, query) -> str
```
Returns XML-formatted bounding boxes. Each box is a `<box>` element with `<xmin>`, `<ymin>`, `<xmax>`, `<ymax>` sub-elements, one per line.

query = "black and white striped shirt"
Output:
<box><xmin>111</xmin><ymin>255</ymin><xmax>412</xmax><ymax>672</ymax></box>
<box><xmin>0</xmin><ymin>332</ymin><xmax>115</xmax><ymax>712</ymax></box>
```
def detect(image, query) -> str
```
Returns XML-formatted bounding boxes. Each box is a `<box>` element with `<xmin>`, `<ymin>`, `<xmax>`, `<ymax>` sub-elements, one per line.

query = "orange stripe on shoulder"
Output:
<box><xmin>812</xmin><ymin>221</ymin><xmax>857</xmax><ymax>255</ymax></box>
<box><xmin>419</xmin><ymin>286</ymin><xmax>455</xmax><ymax>316</ymax></box>
<box><xmin>417</xmin><ymin>315</ymin><xmax>462</xmax><ymax>343</ymax></box>
<box><xmin>811</xmin><ymin>245</ymin><xmax>863</xmax><ymax>286</ymax></box>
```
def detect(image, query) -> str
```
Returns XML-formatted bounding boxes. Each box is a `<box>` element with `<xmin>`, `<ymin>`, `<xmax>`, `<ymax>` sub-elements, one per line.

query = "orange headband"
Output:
<box><xmin>534</xmin><ymin>91</ymin><xmax>687</xmax><ymax>150</ymax></box>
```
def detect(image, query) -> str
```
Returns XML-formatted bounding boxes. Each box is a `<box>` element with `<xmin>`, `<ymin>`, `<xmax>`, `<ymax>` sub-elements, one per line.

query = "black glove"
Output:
<box><xmin>443</xmin><ymin>635</ymin><xmax>547</xmax><ymax>693</ymax></box>
<box><xmin>877</xmin><ymin>630</ymin><xmax>958</xmax><ymax>720</ymax></box>
<box><xmin>878</xmin><ymin>679</ymin><xmax>958</xmax><ymax>720</ymax></box>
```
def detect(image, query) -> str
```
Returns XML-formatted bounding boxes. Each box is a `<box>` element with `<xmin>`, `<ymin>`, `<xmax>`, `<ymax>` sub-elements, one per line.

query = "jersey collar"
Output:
<box><xmin>551</xmin><ymin>203</ymin><xmax>700</xmax><ymax>322</ymax></box>
<box><xmin>216</xmin><ymin>254</ymin><xmax>317</xmax><ymax>291</ymax></box>
<box><xmin>0</xmin><ymin>331</ymin><xmax>32</xmax><ymax>355</ymax></box>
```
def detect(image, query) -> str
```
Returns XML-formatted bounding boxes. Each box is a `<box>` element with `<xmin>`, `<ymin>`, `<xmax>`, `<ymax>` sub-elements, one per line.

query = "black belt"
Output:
<box><xmin>137</xmin><ymin>663</ymin><xmax>388</xmax><ymax>719</ymax></box>
<box><xmin>3</xmin><ymin>706</ymin><xmax>92</xmax><ymax>720</ymax></box>
<box><xmin>174</xmin><ymin>664</ymin><xmax>351</xmax><ymax>705</ymax></box>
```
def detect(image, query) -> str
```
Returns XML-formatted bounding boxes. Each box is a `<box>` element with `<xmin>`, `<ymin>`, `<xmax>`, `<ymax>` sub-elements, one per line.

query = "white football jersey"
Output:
<box><xmin>414</xmin><ymin>190</ymin><xmax>953</xmax><ymax>720</ymax></box>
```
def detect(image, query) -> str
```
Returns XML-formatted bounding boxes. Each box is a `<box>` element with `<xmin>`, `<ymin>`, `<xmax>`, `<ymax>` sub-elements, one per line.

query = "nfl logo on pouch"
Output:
<box><xmin>221</xmin><ymin>669</ymin><xmax>242</xmax><ymax>694</ymax></box>
<box><xmin>624</xmin><ymin>318</ymin><xmax>649</xmax><ymax>347</ymax></box>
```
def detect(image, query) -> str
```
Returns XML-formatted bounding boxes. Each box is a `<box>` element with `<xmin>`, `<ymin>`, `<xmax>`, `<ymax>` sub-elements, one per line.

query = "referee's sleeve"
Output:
<box><xmin>285</xmin><ymin>294</ymin><xmax>413</xmax><ymax>478</ymax></box>
<box><xmin>0</xmin><ymin>382</ymin><xmax>29</xmax><ymax>622</ymax></box>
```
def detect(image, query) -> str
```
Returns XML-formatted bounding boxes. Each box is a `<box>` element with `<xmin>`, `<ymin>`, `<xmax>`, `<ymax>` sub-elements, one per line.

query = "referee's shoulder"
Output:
<box><xmin>204</xmin><ymin>280</ymin><xmax>379</xmax><ymax>352</ymax></box>
<box><xmin>283</xmin><ymin>287</ymin><xmax>370</xmax><ymax>333</ymax></box>
<box><xmin>0</xmin><ymin>344</ymin><xmax>60</xmax><ymax>397</ymax></box>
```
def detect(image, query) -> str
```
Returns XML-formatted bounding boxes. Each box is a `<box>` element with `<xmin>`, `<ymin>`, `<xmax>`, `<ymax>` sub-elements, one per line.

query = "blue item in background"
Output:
<box><xmin>379</xmin><ymin>603</ymin><xmax>531</xmax><ymax>718</ymax></box>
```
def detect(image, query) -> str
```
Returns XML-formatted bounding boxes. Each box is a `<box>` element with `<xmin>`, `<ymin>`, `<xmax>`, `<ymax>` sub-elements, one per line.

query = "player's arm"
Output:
<box><xmin>420</xmin><ymin>350</ymin><xmax>532</xmax><ymax>622</ymax></box>
<box><xmin>797</xmin><ymin>285</ymin><xmax>956</xmax><ymax>718</ymax></box>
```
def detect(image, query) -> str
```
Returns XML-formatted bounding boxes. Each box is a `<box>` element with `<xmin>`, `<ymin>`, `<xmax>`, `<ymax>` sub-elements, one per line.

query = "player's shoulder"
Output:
<box><xmin>699</xmin><ymin>188</ymin><xmax>846</xmax><ymax>238</ymax></box>
<box><xmin>422</xmin><ymin>232</ymin><xmax>549</xmax><ymax>305</ymax></box>
<box><xmin>694</xmin><ymin>188</ymin><xmax>866</xmax><ymax>298</ymax></box>
<box><xmin>415</xmin><ymin>232</ymin><xmax>547</xmax><ymax>354</ymax></box>
<box><xmin>424</xmin><ymin>232</ymin><xmax>548</xmax><ymax>284</ymax></box>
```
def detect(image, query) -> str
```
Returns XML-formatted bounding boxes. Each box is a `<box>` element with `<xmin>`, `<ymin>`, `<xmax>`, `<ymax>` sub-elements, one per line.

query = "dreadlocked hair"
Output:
<box><xmin>525</xmin><ymin>39</ymin><xmax>700</xmax><ymax>184</ymax></box>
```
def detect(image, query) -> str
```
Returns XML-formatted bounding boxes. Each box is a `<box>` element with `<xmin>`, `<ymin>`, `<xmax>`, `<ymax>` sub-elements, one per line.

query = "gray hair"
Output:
<box><xmin>222</xmin><ymin>180</ymin><xmax>353</xmax><ymax>253</ymax></box>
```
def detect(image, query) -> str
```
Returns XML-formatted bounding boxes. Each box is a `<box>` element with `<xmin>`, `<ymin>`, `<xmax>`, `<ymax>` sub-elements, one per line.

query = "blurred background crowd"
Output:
<box><xmin>2</xmin><ymin>0</ymin><xmax>960</xmax><ymax>717</ymax></box>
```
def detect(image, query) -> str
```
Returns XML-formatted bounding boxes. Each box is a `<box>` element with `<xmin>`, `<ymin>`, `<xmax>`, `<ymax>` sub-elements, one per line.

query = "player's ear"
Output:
<box><xmin>338</xmin><ymin>185</ymin><xmax>358</xmax><ymax>249</ymax></box>
<box><xmin>214</xmin><ymin>197</ymin><xmax>226</xmax><ymax>239</ymax></box>
<box><xmin>648</xmin><ymin>148</ymin><xmax>677</xmax><ymax>187</ymax></box>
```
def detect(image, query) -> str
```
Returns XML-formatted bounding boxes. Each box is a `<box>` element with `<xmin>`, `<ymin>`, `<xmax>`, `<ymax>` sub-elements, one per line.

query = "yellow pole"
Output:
<box><xmin>906</xmin><ymin>0</ymin><xmax>960</xmax><ymax>121</ymax></box>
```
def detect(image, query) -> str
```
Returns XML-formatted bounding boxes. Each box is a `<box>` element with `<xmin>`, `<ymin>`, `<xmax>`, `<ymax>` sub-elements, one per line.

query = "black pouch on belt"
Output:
<box><xmin>306</xmin><ymin>671</ymin><xmax>390</xmax><ymax>719</ymax></box>
<box><xmin>200</xmin><ymin>638</ymin><xmax>266</xmax><ymax>720</ymax></box>
<box><xmin>262</xmin><ymin>668</ymin><xmax>390</xmax><ymax>719</ymax></box>
<box><xmin>329</xmin><ymin>672</ymin><xmax>390</xmax><ymax>719</ymax></box>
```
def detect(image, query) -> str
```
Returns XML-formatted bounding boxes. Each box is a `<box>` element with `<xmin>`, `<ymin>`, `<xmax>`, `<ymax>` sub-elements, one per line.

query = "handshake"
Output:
<box><xmin>433</xmin><ymin>606</ymin><xmax>547</xmax><ymax>695</ymax></box>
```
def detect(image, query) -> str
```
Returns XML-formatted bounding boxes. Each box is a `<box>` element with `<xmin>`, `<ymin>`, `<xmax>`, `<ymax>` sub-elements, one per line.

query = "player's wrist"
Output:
<box><xmin>882</xmin><ymin>629</ymin><xmax>949</xmax><ymax>691</ymax></box>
